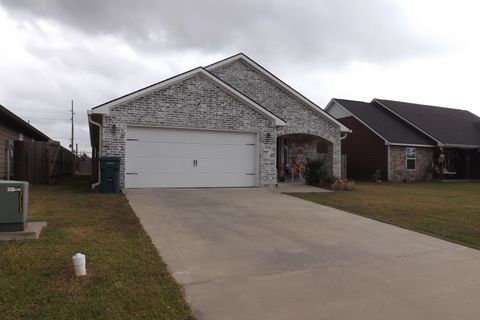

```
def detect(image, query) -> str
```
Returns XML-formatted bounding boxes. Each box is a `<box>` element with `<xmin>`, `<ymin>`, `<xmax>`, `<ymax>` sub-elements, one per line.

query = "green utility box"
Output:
<box><xmin>99</xmin><ymin>157</ymin><xmax>121</xmax><ymax>193</ymax></box>
<box><xmin>0</xmin><ymin>180</ymin><xmax>29</xmax><ymax>231</ymax></box>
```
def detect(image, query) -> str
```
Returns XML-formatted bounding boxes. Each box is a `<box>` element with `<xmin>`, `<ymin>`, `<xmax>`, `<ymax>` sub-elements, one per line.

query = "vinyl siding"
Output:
<box><xmin>0</xmin><ymin>123</ymin><xmax>19</xmax><ymax>179</ymax></box>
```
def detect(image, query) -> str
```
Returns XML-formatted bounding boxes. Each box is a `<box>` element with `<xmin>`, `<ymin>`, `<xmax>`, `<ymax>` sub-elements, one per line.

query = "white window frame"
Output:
<box><xmin>406</xmin><ymin>147</ymin><xmax>416</xmax><ymax>170</ymax></box>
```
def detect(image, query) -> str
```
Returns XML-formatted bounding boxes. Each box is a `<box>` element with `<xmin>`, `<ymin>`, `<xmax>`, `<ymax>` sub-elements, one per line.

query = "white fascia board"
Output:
<box><xmin>328</xmin><ymin>99</ymin><xmax>390</xmax><ymax>144</ymax></box>
<box><xmin>372</xmin><ymin>99</ymin><xmax>444</xmax><ymax>146</ymax></box>
<box><xmin>325</xmin><ymin>99</ymin><xmax>353</xmax><ymax>119</ymax></box>
<box><xmin>443</xmin><ymin>143</ymin><xmax>480</xmax><ymax>149</ymax></box>
<box><xmin>91</xmin><ymin>67</ymin><xmax>285</xmax><ymax>126</ymax></box>
<box><xmin>206</xmin><ymin>54</ymin><xmax>350</xmax><ymax>132</ymax></box>
<box><xmin>388</xmin><ymin>143</ymin><xmax>436</xmax><ymax>148</ymax></box>
<box><xmin>324</xmin><ymin>99</ymin><xmax>338</xmax><ymax>112</ymax></box>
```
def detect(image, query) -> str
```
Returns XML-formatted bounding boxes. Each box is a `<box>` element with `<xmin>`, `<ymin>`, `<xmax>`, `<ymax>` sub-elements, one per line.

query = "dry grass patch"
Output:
<box><xmin>0</xmin><ymin>176</ymin><xmax>193</xmax><ymax>320</ymax></box>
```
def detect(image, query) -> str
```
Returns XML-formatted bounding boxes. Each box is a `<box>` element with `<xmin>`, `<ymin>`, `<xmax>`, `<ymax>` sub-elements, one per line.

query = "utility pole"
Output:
<box><xmin>70</xmin><ymin>100</ymin><xmax>74</xmax><ymax>153</ymax></box>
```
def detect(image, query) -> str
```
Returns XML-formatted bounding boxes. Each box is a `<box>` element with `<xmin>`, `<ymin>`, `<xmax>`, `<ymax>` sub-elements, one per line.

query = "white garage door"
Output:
<box><xmin>125</xmin><ymin>126</ymin><xmax>258</xmax><ymax>188</ymax></box>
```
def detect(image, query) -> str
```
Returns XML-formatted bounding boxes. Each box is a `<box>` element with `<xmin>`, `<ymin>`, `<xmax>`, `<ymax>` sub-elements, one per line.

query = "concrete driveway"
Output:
<box><xmin>126</xmin><ymin>187</ymin><xmax>480</xmax><ymax>320</ymax></box>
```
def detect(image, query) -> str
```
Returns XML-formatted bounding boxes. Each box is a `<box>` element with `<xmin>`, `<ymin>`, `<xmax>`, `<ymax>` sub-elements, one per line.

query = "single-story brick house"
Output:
<box><xmin>1</xmin><ymin>104</ymin><xmax>50</xmax><ymax>180</ymax></box>
<box><xmin>326</xmin><ymin>98</ymin><xmax>480</xmax><ymax>181</ymax></box>
<box><xmin>88</xmin><ymin>53</ymin><xmax>350</xmax><ymax>189</ymax></box>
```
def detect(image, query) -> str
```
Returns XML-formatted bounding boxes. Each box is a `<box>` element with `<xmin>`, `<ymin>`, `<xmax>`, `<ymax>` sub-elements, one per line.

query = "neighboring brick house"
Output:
<box><xmin>1</xmin><ymin>104</ymin><xmax>50</xmax><ymax>180</ymax></box>
<box><xmin>326</xmin><ymin>98</ymin><xmax>480</xmax><ymax>181</ymax></box>
<box><xmin>88</xmin><ymin>53</ymin><xmax>350</xmax><ymax>189</ymax></box>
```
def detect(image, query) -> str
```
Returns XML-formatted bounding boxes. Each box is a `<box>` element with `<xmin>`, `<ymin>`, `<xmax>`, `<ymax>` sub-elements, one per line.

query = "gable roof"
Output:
<box><xmin>205</xmin><ymin>53</ymin><xmax>351</xmax><ymax>133</ymax></box>
<box><xmin>374</xmin><ymin>99</ymin><xmax>480</xmax><ymax>148</ymax></box>
<box><xmin>328</xmin><ymin>99</ymin><xmax>435</xmax><ymax>146</ymax></box>
<box><xmin>0</xmin><ymin>104</ymin><xmax>50</xmax><ymax>141</ymax></box>
<box><xmin>92</xmin><ymin>67</ymin><xmax>286</xmax><ymax>126</ymax></box>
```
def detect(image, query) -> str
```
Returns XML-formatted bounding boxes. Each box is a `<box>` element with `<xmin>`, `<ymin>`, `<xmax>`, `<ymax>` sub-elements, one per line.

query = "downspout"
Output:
<box><xmin>339</xmin><ymin>132</ymin><xmax>349</xmax><ymax>179</ymax></box>
<box><xmin>386</xmin><ymin>144</ymin><xmax>391</xmax><ymax>181</ymax></box>
<box><xmin>88</xmin><ymin>111</ymin><xmax>102</xmax><ymax>190</ymax></box>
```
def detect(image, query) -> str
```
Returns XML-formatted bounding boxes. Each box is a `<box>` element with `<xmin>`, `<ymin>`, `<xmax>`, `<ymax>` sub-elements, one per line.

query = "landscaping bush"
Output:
<box><xmin>331</xmin><ymin>179</ymin><xmax>355</xmax><ymax>191</ymax></box>
<box><xmin>304</xmin><ymin>159</ymin><xmax>329</xmax><ymax>185</ymax></box>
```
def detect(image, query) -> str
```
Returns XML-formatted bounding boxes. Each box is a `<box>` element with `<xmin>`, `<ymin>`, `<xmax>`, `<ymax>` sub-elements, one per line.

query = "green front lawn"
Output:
<box><xmin>291</xmin><ymin>182</ymin><xmax>480</xmax><ymax>249</ymax></box>
<box><xmin>0</xmin><ymin>177</ymin><xmax>193</xmax><ymax>320</ymax></box>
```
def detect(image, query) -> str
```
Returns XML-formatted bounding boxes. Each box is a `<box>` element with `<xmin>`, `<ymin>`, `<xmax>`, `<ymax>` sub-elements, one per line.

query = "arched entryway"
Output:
<box><xmin>277</xmin><ymin>133</ymin><xmax>334</xmax><ymax>182</ymax></box>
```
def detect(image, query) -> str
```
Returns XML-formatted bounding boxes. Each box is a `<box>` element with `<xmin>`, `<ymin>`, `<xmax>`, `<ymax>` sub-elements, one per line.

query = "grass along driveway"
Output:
<box><xmin>0</xmin><ymin>177</ymin><xmax>193</xmax><ymax>320</ymax></box>
<box><xmin>291</xmin><ymin>182</ymin><xmax>480</xmax><ymax>249</ymax></box>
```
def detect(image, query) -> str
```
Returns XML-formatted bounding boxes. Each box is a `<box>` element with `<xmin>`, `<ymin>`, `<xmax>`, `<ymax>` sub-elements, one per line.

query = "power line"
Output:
<box><xmin>8</xmin><ymin>106</ymin><xmax>69</xmax><ymax>111</ymax></box>
<box><xmin>10</xmin><ymin>109</ymin><xmax>70</xmax><ymax>114</ymax></box>
<box><xmin>21</xmin><ymin>117</ymin><xmax>71</xmax><ymax>120</ymax></box>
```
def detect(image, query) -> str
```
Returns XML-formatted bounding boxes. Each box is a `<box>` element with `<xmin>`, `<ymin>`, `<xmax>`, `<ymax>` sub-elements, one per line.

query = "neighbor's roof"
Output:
<box><xmin>333</xmin><ymin>99</ymin><xmax>435</xmax><ymax>146</ymax></box>
<box><xmin>0</xmin><ymin>104</ymin><xmax>50</xmax><ymax>141</ymax></box>
<box><xmin>374</xmin><ymin>99</ymin><xmax>480</xmax><ymax>147</ymax></box>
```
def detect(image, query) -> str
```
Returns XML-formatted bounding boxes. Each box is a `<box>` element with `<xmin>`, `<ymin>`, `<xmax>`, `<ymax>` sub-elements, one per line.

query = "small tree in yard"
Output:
<box><xmin>304</xmin><ymin>158</ymin><xmax>329</xmax><ymax>185</ymax></box>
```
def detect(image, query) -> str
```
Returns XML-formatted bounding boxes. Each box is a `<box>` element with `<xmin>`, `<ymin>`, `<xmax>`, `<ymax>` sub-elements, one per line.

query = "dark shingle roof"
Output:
<box><xmin>0</xmin><ymin>104</ymin><xmax>50</xmax><ymax>141</ymax></box>
<box><xmin>375</xmin><ymin>99</ymin><xmax>480</xmax><ymax>147</ymax></box>
<box><xmin>334</xmin><ymin>99</ymin><xmax>435</xmax><ymax>145</ymax></box>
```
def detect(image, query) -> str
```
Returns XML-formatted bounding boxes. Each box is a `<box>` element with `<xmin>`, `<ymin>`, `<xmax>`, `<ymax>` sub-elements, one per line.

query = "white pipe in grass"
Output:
<box><xmin>72</xmin><ymin>253</ymin><xmax>87</xmax><ymax>277</ymax></box>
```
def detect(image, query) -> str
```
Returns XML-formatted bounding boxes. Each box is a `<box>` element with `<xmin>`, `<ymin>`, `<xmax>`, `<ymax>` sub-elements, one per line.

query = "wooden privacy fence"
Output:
<box><xmin>14</xmin><ymin>140</ymin><xmax>77</xmax><ymax>184</ymax></box>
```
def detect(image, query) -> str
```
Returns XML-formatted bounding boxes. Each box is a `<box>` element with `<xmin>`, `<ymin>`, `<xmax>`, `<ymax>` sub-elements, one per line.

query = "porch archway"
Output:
<box><xmin>277</xmin><ymin>133</ymin><xmax>334</xmax><ymax>182</ymax></box>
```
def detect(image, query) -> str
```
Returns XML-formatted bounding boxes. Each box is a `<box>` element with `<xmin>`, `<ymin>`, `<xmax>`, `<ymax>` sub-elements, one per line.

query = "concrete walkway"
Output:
<box><xmin>126</xmin><ymin>187</ymin><xmax>480</xmax><ymax>320</ymax></box>
<box><xmin>274</xmin><ymin>181</ymin><xmax>331</xmax><ymax>193</ymax></box>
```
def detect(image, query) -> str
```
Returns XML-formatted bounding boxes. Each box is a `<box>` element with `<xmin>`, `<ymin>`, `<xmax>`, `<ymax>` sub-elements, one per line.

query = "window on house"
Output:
<box><xmin>19</xmin><ymin>133</ymin><xmax>24</xmax><ymax>141</ymax></box>
<box><xmin>406</xmin><ymin>147</ymin><xmax>416</xmax><ymax>170</ymax></box>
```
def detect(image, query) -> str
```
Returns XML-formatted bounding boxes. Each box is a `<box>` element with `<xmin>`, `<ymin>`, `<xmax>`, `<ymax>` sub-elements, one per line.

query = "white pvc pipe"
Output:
<box><xmin>72</xmin><ymin>253</ymin><xmax>87</xmax><ymax>276</ymax></box>
<box><xmin>88</xmin><ymin>111</ymin><xmax>102</xmax><ymax>190</ymax></box>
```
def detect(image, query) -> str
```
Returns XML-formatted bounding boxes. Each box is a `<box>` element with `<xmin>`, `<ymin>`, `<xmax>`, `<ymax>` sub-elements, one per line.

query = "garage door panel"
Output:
<box><xmin>126</xmin><ymin>141</ymin><xmax>254</xmax><ymax>159</ymax></box>
<box><xmin>126</xmin><ymin>157</ymin><xmax>255</xmax><ymax>173</ymax></box>
<box><xmin>128</xmin><ymin>127</ymin><xmax>257</xmax><ymax>145</ymax></box>
<box><xmin>125</xmin><ymin>127</ymin><xmax>258</xmax><ymax>188</ymax></box>
<box><xmin>127</xmin><ymin>172</ymin><xmax>256</xmax><ymax>188</ymax></box>
<box><xmin>126</xmin><ymin>157</ymin><xmax>195</xmax><ymax>173</ymax></box>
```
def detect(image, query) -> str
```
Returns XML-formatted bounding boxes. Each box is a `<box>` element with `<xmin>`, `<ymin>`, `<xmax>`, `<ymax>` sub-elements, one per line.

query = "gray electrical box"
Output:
<box><xmin>0</xmin><ymin>181</ymin><xmax>29</xmax><ymax>232</ymax></box>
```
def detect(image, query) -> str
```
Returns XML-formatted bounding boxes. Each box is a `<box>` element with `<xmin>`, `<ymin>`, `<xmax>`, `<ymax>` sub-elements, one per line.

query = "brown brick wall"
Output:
<box><xmin>389</xmin><ymin>146</ymin><xmax>434</xmax><ymax>181</ymax></box>
<box><xmin>338</xmin><ymin>116</ymin><xmax>388</xmax><ymax>180</ymax></box>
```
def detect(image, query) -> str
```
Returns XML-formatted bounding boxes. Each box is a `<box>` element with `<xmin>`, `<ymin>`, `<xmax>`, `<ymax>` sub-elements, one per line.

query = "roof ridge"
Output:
<box><xmin>333</xmin><ymin>98</ymin><xmax>370</xmax><ymax>104</ymax></box>
<box><xmin>375</xmin><ymin>98</ymin><xmax>473</xmax><ymax>114</ymax></box>
<box><xmin>206</xmin><ymin>54</ymin><xmax>351</xmax><ymax>132</ymax></box>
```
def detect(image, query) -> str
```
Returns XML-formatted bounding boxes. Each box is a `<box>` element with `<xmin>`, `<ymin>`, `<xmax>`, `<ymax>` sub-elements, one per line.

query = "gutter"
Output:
<box><xmin>88</xmin><ymin>111</ymin><xmax>102</xmax><ymax>190</ymax></box>
<box><xmin>340</xmin><ymin>132</ymin><xmax>349</xmax><ymax>140</ymax></box>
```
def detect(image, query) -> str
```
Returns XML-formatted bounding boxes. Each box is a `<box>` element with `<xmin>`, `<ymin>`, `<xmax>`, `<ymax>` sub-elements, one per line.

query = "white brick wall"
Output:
<box><xmin>100</xmin><ymin>58</ymin><xmax>344</xmax><ymax>188</ymax></box>
<box><xmin>210</xmin><ymin>59</ymin><xmax>342</xmax><ymax>177</ymax></box>
<box><xmin>101</xmin><ymin>74</ymin><xmax>277</xmax><ymax>188</ymax></box>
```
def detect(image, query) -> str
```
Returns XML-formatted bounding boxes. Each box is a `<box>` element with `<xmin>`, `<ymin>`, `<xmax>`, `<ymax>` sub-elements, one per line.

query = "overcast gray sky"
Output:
<box><xmin>1</xmin><ymin>0</ymin><xmax>479</xmax><ymax>153</ymax></box>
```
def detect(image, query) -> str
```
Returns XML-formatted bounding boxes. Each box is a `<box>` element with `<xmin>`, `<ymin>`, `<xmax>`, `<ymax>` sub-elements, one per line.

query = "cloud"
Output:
<box><xmin>0</xmin><ymin>0</ymin><xmax>479</xmax><ymax>155</ymax></box>
<box><xmin>1</xmin><ymin>0</ymin><xmax>446</xmax><ymax>66</ymax></box>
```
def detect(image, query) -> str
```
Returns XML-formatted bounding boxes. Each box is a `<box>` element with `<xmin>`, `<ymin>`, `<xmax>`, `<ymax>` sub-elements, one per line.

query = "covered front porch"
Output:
<box><xmin>435</xmin><ymin>147</ymin><xmax>480</xmax><ymax>180</ymax></box>
<box><xmin>276</xmin><ymin>133</ymin><xmax>333</xmax><ymax>183</ymax></box>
